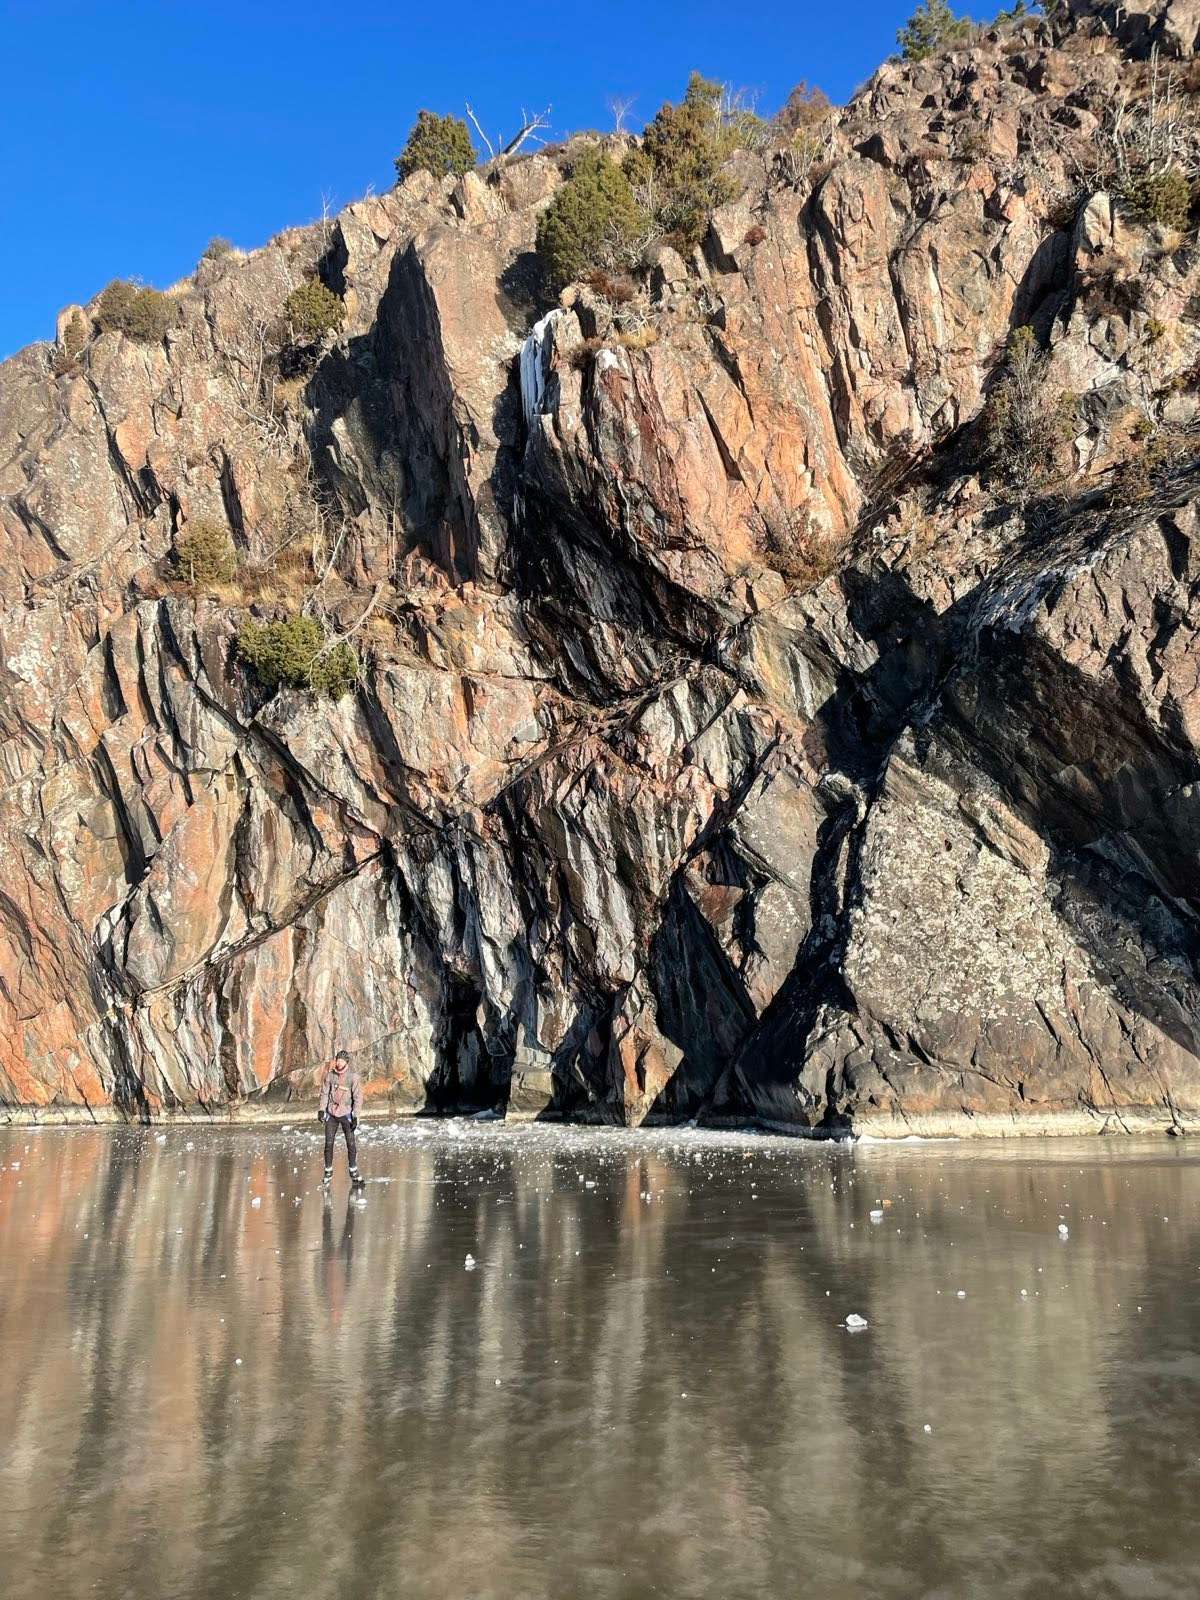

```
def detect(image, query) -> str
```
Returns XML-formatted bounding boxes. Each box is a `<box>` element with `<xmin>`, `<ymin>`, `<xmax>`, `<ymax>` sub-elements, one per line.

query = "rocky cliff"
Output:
<box><xmin>3</xmin><ymin>0</ymin><xmax>1200</xmax><ymax>1133</ymax></box>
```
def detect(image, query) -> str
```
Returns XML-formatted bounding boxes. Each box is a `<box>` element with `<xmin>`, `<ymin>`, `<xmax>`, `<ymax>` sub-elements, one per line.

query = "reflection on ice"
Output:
<box><xmin>2</xmin><ymin>1123</ymin><xmax>1200</xmax><ymax>1599</ymax></box>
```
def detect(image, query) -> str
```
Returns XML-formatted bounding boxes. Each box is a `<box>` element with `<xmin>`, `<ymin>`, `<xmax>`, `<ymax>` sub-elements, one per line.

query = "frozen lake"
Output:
<box><xmin>2</xmin><ymin>1120</ymin><xmax>1199</xmax><ymax>1599</ymax></box>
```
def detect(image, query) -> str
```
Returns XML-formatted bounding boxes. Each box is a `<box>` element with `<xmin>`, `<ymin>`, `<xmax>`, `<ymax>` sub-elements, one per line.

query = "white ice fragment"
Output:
<box><xmin>956</xmin><ymin>1290</ymin><xmax>966</xmax><ymax>1298</ymax></box>
<box><xmin>869</xmin><ymin>1209</ymin><xmax>884</xmax><ymax>1223</ymax></box>
<box><xmin>1057</xmin><ymin>1224</ymin><xmax>1069</xmax><ymax>1237</ymax></box>
<box><xmin>250</xmin><ymin>1197</ymin><xmax>262</xmax><ymax>1209</ymax></box>
<box><xmin>155</xmin><ymin>1134</ymin><xmax>167</xmax><ymax>1145</ymax></box>
<box><xmin>10</xmin><ymin>1162</ymin><xmax>18</xmax><ymax>1171</ymax></box>
<box><xmin>464</xmin><ymin>1254</ymin><xmax>477</xmax><ymax>1271</ymax></box>
<box><xmin>234</xmin><ymin>1358</ymin><xmax>242</xmax><ymax>1366</ymax></box>
<box><xmin>844</xmin><ymin>1313</ymin><xmax>869</xmax><ymax>1330</ymax></box>
<box><xmin>923</xmin><ymin>1424</ymin><xmax>932</xmax><ymax>1433</ymax></box>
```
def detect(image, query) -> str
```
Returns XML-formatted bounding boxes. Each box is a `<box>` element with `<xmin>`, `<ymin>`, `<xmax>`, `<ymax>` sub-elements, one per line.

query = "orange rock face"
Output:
<box><xmin>3</xmin><ymin>7</ymin><xmax>1200</xmax><ymax>1133</ymax></box>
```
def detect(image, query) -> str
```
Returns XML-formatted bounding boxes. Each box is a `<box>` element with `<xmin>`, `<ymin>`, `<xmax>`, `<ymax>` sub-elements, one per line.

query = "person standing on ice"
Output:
<box><xmin>318</xmin><ymin>1051</ymin><xmax>364</xmax><ymax>1186</ymax></box>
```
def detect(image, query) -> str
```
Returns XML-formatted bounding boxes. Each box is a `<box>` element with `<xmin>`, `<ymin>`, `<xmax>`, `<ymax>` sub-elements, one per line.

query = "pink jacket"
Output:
<box><xmin>319</xmin><ymin>1065</ymin><xmax>362</xmax><ymax>1120</ymax></box>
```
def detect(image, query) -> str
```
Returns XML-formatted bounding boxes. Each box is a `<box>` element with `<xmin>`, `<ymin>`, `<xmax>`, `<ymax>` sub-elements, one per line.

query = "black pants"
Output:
<box><xmin>323</xmin><ymin>1114</ymin><xmax>358</xmax><ymax>1172</ymax></box>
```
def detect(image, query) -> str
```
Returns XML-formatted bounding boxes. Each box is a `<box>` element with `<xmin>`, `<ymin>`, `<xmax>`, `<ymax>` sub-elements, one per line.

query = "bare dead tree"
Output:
<box><xmin>318</xmin><ymin>189</ymin><xmax>336</xmax><ymax>249</ymax></box>
<box><xmin>607</xmin><ymin>95</ymin><xmax>636</xmax><ymax>134</ymax></box>
<box><xmin>774</xmin><ymin>117</ymin><xmax>836</xmax><ymax>188</ymax></box>
<box><xmin>223</xmin><ymin>307</ymin><xmax>301</xmax><ymax>460</ymax></box>
<box><xmin>1105</xmin><ymin>50</ymin><xmax>1198</xmax><ymax>180</ymax></box>
<box><xmin>1057</xmin><ymin>47</ymin><xmax>1200</xmax><ymax>198</ymax></box>
<box><xmin>464</xmin><ymin>102</ymin><xmax>496</xmax><ymax>161</ymax></box>
<box><xmin>502</xmin><ymin>106</ymin><xmax>552</xmax><ymax>157</ymax></box>
<box><xmin>719</xmin><ymin>84</ymin><xmax>759</xmax><ymax>124</ymax></box>
<box><xmin>321</xmin><ymin>582</ymin><xmax>386</xmax><ymax>653</ymax></box>
<box><xmin>307</xmin><ymin>514</ymin><xmax>348</xmax><ymax>607</ymax></box>
<box><xmin>465</xmin><ymin>103</ymin><xmax>553</xmax><ymax>167</ymax></box>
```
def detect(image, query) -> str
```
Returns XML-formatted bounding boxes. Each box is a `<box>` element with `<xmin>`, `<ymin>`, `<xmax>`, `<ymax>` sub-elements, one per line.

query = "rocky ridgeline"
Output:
<box><xmin>2</xmin><ymin>0</ymin><xmax>1199</xmax><ymax>1133</ymax></box>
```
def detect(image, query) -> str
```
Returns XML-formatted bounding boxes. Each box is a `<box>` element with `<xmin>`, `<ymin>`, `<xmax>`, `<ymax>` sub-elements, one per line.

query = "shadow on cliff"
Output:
<box><xmin>668</xmin><ymin>468</ymin><xmax>1200</xmax><ymax>1127</ymax></box>
<box><xmin>307</xmin><ymin>236</ymin><xmax>516</xmax><ymax>585</ymax></box>
<box><xmin>298</xmin><ymin>233</ymin><xmax>1200</xmax><ymax>1129</ymax></box>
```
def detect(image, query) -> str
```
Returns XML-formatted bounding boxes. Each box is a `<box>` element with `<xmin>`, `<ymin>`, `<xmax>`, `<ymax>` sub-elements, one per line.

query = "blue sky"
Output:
<box><xmin>1</xmin><ymin>0</ymin><xmax>908</xmax><ymax>358</ymax></box>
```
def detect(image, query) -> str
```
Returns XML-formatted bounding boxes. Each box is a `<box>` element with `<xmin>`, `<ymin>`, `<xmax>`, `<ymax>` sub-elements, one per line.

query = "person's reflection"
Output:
<box><xmin>319</xmin><ymin>1188</ymin><xmax>362</xmax><ymax>1332</ymax></box>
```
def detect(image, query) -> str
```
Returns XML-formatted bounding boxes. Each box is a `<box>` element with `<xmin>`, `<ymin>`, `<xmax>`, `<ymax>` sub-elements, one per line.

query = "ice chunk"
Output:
<box><xmin>464</xmin><ymin>1253</ymin><xmax>477</xmax><ymax>1271</ymax></box>
<box><xmin>844</xmin><ymin>1313</ymin><xmax>869</xmax><ymax>1330</ymax></box>
<box><xmin>1057</xmin><ymin>1224</ymin><xmax>1069</xmax><ymax>1237</ymax></box>
<box><xmin>519</xmin><ymin>311</ymin><xmax>564</xmax><ymax>426</ymax></box>
<box><xmin>869</xmin><ymin>1209</ymin><xmax>884</xmax><ymax>1223</ymax></box>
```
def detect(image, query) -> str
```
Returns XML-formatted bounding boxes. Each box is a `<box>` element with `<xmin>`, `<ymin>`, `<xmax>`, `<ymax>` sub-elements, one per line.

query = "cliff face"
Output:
<box><xmin>3</xmin><ymin>1</ymin><xmax>1200</xmax><ymax>1132</ymax></box>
